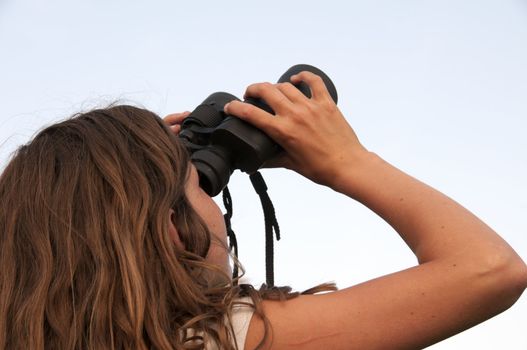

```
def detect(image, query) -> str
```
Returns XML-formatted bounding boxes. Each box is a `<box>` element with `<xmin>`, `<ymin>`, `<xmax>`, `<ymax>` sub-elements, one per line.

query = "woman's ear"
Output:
<box><xmin>169</xmin><ymin>209</ymin><xmax>184</xmax><ymax>250</ymax></box>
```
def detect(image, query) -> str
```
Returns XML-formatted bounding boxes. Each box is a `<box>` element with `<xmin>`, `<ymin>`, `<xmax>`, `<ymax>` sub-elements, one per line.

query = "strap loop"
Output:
<box><xmin>250</xmin><ymin>171</ymin><xmax>281</xmax><ymax>287</ymax></box>
<box><xmin>222</xmin><ymin>186</ymin><xmax>239</xmax><ymax>282</ymax></box>
<box><xmin>222</xmin><ymin>172</ymin><xmax>281</xmax><ymax>287</ymax></box>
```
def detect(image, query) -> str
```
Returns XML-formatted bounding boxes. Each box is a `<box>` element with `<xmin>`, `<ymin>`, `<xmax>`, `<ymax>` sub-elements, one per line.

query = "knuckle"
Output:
<box><xmin>305</xmin><ymin>100</ymin><xmax>319</xmax><ymax>113</ymax></box>
<box><xmin>276</xmin><ymin>93</ymin><xmax>289</xmax><ymax>105</ymax></box>
<box><xmin>247</xmin><ymin>82</ymin><xmax>272</xmax><ymax>95</ymax></box>
<box><xmin>296</xmin><ymin>71</ymin><xmax>308</xmax><ymax>80</ymax></box>
<box><xmin>240</xmin><ymin>104</ymin><xmax>254</xmax><ymax>117</ymax></box>
<box><xmin>261</xmin><ymin>82</ymin><xmax>273</xmax><ymax>90</ymax></box>
<box><xmin>296</xmin><ymin>103</ymin><xmax>311</xmax><ymax>115</ymax></box>
<box><xmin>268</xmin><ymin>123</ymin><xmax>283</xmax><ymax>138</ymax></box>
<box><xmin>326</xmin><ymin>102</ymin><xmax>338</xmax><ymax>113</ymax></box>
<box><xmin>320</xmin><ymin>97</ymin><xmax>337</xmax><ymax>111</ymax></box>
<box><xmin>312</xmin><ymin>74</ymin><xmax>323</xmax><ymax>84</ymax></box>
<box><xmin>301</xmin><ymin>71</ymin><xmax>315</xmax><ymax>79</ymax></box>
<box><xmin>273</xmin><ymin>120</ymin><xmax>288</xmax><ymax>137</ymax></box>
<box><xmin>281</xmin><ymin>129</ymin><xmax>299</xmax><ymax>146</ymax></box>
<box><xmin>280</xmin><ymin>82</ymin><xmax>295</xmax><ymax>90</ymax></box>
<box><xmin>300</xmin><ymin>71</ymin><xmax>322</xmax><ymax>84</ymax></box>
<box><xmin>228</xmin><ymin>100</ymin><xmax>241</xmax><ymax>110</ymax></box>
<box><xmin>267</xmin><ymin>116</ymin><xmax>285</xmax><ymax>131</ymax></box>
<box><xmin>246</xmin><ymin>83</ymin><xmax>259</xmax><ymax>93</ymax></box>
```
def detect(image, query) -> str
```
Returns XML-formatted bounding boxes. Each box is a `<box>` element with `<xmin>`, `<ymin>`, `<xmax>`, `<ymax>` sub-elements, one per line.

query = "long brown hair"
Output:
<box><xmin>0</xmin><ymin>105</ymin><xmax>335</xmax><ymax>349</ymax></box>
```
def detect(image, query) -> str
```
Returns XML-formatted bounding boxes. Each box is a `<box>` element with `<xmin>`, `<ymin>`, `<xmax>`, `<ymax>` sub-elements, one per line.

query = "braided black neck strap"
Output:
<box><xmin>250</xmin><ymin>172</ymin><xmax>281</xmax><ymax>287</ymax></box>
<box><xmin>222</xmin><ymin>186</ymin><xmax>239</xmax><ymax>283</ymax></box>
<box><xmin>222</xmin><ymin>171</ymin><xmax>281</xmax><ymax>287</ymax></box>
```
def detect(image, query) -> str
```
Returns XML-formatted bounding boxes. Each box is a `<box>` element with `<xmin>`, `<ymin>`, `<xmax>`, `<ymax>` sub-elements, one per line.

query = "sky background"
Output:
<box><xmin>1</xmin><ymin>0</ymin><xmax>526</xmax><ymax>348</ymax></box>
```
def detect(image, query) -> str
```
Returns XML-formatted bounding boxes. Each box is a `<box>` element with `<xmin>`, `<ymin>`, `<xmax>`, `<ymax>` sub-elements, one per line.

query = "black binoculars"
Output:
<box><xmin>179</xmin><ymin>64</ymin><xmax>338</xmax><ymax>197</ymax></box>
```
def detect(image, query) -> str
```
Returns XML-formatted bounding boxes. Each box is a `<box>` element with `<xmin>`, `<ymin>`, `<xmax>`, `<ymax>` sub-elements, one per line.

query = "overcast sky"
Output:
<box><xmin>1</xmin><ymin>0</ymin><xmax>526</xmax><ymax>348</ymax></box>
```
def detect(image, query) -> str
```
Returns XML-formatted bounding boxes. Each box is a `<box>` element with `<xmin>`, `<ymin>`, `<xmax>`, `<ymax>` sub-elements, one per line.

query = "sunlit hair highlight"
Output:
<box><xmin>0</xmin><ymin>105</ymin><xmax>336</xmax><ymax>349</ymax></box>
<box><xmin>0</xmin><ymin>105</ymin><xmax>232</xmax><ymax>349</ymax></box>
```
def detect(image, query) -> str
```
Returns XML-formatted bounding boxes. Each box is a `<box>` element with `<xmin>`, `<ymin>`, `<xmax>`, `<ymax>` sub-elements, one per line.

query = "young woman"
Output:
<box><xmin>1</xmin><ymin>71</ymin><xmax>526</xmax><ymax>349</ymax></box>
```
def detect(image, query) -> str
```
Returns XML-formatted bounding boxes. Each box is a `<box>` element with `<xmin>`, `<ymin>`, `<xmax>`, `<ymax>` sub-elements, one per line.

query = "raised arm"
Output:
<box><xmin>223</xmin><ymin>72</ymin><xmax>527</xmax><ymax>350</ymax></box>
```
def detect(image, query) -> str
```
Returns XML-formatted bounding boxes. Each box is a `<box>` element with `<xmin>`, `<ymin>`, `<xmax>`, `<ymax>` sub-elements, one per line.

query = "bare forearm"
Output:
<box><xmin>334</xmin><ymin>151</ymin><xmax>522</xmax><ymax>265</ymax></box>
<box><xmin>230</xmin><ymin>76</ymin><xmax>527</xmax><ymax>349</ymax></box>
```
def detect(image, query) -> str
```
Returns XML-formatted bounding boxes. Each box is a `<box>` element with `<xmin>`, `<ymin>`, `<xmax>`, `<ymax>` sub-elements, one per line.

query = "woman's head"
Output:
<box><xmin>0</xmin><ymin>105</ymin><xmax>237</xmax><ymax>349</ymax></box>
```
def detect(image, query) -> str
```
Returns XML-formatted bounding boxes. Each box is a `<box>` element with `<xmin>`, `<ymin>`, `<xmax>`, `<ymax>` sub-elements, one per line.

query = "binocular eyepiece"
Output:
<box><xmin>179</xmin><ymin>64</ymin><xmax>338</xmax><ymax>197</ymax></box>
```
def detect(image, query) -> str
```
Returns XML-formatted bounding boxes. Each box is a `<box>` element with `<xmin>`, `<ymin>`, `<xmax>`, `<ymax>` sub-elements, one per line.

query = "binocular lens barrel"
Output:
<box><xmin>180</xmin><ymin>64</ymin><xmax>338</xmax><ymax>196</ymax></box>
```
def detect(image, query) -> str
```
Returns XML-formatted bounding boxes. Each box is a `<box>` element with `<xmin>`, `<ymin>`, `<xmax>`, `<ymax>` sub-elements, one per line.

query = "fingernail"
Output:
<box><xmin>224</xmin><ymin>103</ymin><xmax>230</xmax><ymax>112</ymax></box>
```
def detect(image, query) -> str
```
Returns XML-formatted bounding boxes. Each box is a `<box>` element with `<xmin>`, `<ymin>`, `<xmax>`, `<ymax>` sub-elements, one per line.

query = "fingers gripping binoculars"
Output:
<box><xmin>179</xmin><ymin>64</ymin><xmax>338</xmax><ymax>197</ymax></box>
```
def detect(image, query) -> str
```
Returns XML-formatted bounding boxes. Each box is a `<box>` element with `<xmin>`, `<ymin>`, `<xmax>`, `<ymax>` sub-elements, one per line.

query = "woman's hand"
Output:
<box><xmin>223</xmin><ymin>71</ymin><xmax>369</xmax><ymax>189</ymax></box>
<box><xmin>236</xmin><ymin>73</ymin><xmax>527</xmax><ymax>350</ymax></box>
<box><xmin>164</xmin><ymin>111</ymin><xmax>191</xmax><ymax>134</ymax></box>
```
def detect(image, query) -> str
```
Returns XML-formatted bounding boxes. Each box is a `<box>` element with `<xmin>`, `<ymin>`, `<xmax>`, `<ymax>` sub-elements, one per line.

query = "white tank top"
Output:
<box><xmin>229</xmin><ymin>297</ymin><xmax>255</xmax><ymax>349</ymax></box>
<box><xmin>199</xmin><ymin>296</ymin><xmax>254</xmax><ymax>350</ymax></box>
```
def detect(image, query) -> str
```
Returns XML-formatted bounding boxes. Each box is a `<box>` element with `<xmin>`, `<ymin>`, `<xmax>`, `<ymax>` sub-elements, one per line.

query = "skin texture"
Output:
<box><xmin>165</xmin><ymin>73</ymin><xmax>527</xmax><ymax>349</ymax></box>
<box><xmin>168</xmin><ymin>162</ymin><xmax>231</xmax><ymax>277</ymax></box>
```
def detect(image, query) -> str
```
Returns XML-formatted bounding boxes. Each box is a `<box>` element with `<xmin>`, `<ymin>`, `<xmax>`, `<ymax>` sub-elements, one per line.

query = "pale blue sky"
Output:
<box><xmin>1</xmin><ymin>1</ymin><xmax>526</xmax><ymax>348</ymax></box>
